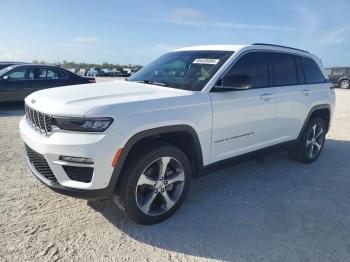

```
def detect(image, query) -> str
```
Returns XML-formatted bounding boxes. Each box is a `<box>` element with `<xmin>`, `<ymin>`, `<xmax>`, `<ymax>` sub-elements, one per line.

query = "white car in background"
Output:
<box><xmin>20</xmin><ymin>43</ymin><xmax>335</xmax><ymax>224</ymax></box>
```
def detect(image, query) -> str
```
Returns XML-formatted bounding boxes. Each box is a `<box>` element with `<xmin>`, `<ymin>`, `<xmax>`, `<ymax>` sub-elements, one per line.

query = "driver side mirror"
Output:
<box><xmin>212</xmin><ymin>74</ymin><xmax>252</xmax><ymax>92</ymax></box>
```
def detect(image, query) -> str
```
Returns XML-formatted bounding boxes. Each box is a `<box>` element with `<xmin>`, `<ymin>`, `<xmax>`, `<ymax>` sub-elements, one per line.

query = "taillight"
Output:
<box><xmin>89</xmin><ymin>79</ymin><xmax>96</xmax><ymax>83</ymax></box>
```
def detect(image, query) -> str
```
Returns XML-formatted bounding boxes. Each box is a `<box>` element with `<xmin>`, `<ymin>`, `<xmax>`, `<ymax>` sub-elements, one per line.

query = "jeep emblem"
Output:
<box><xmin>31</xmin><ymin>99</ymin><xmax>36</xmax><ymax>104</ymax></box>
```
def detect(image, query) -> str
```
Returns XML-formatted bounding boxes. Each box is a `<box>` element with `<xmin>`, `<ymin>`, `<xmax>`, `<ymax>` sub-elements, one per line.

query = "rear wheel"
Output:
<box><xmin>339</xmin><ymin>79</ymin><xmax>350</xmax><ymax>89</ymax></box>
<box><xmin>118</xmin><ymin>143</ymin><xmax>191</xmax><ymax>224</ymax></box>
<box><xmin>295</xmin><ymin>117</ymin><xmax>326</xmax><ymax>163</ymax></box>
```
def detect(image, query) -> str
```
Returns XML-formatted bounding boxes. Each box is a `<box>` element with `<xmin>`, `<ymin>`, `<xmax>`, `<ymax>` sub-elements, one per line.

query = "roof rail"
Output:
<box><xmin>252</xmin><ymin>43</ymin><xmax>309</xmax><ymax>53</ymax></box>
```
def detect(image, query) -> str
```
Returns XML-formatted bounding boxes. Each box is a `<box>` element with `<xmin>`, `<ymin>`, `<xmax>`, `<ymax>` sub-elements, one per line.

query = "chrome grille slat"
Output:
<box><xmin>31</xmin><ymin>108</ymin><xmax>36</xmax><ymax>126</ymax></box>
<box><xmin>37</xmin><ymin>111</ymin><xmax>42</xmax><ymax>131</ymax></box>
<box><xmin>30</xmin><ymin>107</ymin><xmax>33</xmax><ymax>124</ymax></box>
<box><xmin>33</xmin><ymin>110</ymin><xmax>39</xmax><ymax>129</ymax></box>
<box><xmin>43</xmin><ymin>114</ymin><xmax>48</xmax><ymax>133</ymax></box>
<box><xmin>24</xmin><ymin>104</ymin><xmax>52</xmax><ymax>136</ymax></box>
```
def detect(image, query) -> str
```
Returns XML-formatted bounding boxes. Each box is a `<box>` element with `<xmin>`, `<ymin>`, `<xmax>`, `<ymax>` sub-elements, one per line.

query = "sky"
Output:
<box><xmin>0</xmin><ymin>0</ymin><xmax>349</xmax><ymax>67</ymax></box>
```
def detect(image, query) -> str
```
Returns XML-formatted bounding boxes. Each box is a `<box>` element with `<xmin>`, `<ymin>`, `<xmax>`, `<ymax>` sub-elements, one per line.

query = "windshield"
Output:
<box><xmin>0</xmin><ymin>66</ymin><xmax>14</xmax><ymax>76</ymax></box>
<box><xmin>128</xmin><ymin>50</ymin><xmax>233</xmax><ymax>91</ymax></box>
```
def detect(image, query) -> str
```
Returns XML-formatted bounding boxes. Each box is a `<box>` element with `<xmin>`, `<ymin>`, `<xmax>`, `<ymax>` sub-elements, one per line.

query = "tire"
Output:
<box><xmin>295</xmin><ymin>117</ymin><xmax>326</xmax><ymax>163</ymax></box>
<box><xmin>339</xmin><ymin>79</ymin><xmax>350</xmax><ymax>89</ymax></box>
<box><xmin>118</xmin><ymin>143</ymin><xmax>191</xmax><ymax>224</ymax></box>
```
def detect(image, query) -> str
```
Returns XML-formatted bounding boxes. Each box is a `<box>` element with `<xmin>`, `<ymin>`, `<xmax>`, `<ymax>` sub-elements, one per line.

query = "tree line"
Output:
<box><xmin>31</xmin><ymin>60</ymin><xmax>142</xmax><ymax>70</ymax></box>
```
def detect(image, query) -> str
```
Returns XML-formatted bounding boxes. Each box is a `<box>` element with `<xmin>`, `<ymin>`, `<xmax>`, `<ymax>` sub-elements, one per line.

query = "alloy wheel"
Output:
<box><xmin>340</xmin><ymin>80</ymin><xmax>350</xmax><ymax>89</ymax></box>
<box><xmin>135</xmin><ymin>157</ymin><xmax>185</xmax><ymax>216</ymax></box>
<box><xmin>306</xmin><ymin>124</ymin><xmax>325</xmax><ymax>159</ymax></box>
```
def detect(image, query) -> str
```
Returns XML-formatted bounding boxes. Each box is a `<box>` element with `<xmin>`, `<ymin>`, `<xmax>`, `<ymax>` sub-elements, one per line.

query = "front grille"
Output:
<box><xmin>63</xmin><ymin>166</ymin><xmax>93</xmax><ymax>183</ymax></box>
<box><xmin>25</xmin><ymin>144</ymin><xmax>57</xmax><ymax>183</ymax></box>
<box><xmin>25</xmin><ymin>104</ymin><xmax>52</xmax><ymax>135</ymax></box>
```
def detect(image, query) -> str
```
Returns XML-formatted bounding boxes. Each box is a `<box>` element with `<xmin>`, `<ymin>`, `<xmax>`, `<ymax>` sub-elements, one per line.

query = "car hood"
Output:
<box><xmin>25</xmin><ymin>81</ymin><xmax>194</xmax><ymax>116</ymax></box>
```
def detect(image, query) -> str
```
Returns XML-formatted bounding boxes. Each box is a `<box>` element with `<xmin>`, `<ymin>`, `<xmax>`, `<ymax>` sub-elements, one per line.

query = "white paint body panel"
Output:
<box><xmin>210</xmin><ymin>87</ymin><xmax>276</xmax><ymax>162</ymax></box>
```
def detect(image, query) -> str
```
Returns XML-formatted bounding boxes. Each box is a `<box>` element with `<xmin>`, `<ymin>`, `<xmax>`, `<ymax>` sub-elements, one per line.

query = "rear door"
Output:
<box><xmin>34</xmin><ymin>67</ymin><xmax>70</xmax><ymax>89</ymax></box>
<box><xmin>300</xmin><ymin>56</ymin><xmax>329</xmax><ymax>113</ymax></box>
<box><xmin>210</xmin><ymin>51</ymin><xmax>276</xmax><ymax>163</ymax></box>
<box><xmin>268</xmin><ymin>52</ymin><xmax>305</xmax><ymax>142</ymax></box>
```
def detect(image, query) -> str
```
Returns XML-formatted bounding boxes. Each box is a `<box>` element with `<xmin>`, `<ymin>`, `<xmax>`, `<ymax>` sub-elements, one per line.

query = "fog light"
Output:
<box><xmin>59</xmin><ymin>155</ymin><xmax>94</xmax><ymax>164</ymax></box>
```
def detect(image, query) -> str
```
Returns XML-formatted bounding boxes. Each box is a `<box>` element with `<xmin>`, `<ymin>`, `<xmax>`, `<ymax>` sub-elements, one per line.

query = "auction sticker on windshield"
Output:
<box><xmin>192</xmin><ymin>58</ymin><xmax>220</xmax><ymax>65</ymax></box>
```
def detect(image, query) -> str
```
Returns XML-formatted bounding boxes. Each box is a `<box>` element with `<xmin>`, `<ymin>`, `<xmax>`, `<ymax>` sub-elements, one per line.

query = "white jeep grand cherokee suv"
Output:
<box><xmin>20</xmin><ymin>43</ymin><xmax>335</xmax><ymax>224</ymax></box>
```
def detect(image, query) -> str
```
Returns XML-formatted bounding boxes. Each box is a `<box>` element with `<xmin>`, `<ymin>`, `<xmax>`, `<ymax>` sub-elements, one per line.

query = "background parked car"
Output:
<box><xmin>77</xmin><ymin>68</ymin><xmax>87</xmax><ymax>77</ymax></box>
<box><xmin>326</xmin><ymin>67</ymin><xmax>350</xmax><ymax>89</ymax></box>
<box><xmin>0</xmin><ymin>64</ymin><xmax>95</xmax><ymax>102</ymax></box>
<box><xmin>87</xmin><ymin>67</ymin><xmax>106</xmax><ymax>77</ymax></box>
<box><xmin>0</xmin><ymin>62</ymin><xmax>27</xmax><ymax>70</ymax></box>
<box><xmin>105</xmin><ymin>69</ymin><xmax>121</xmax><ymax>77</ymax></box>
<box><xmin>130</xmin><ymin>67</ymin><xmax>141</xmax><ymax>75</ymax></box>
<box><xmin>119</xmin><ymin>70</ymin><xmax>131</xmax><ymax>77</ymax></box>
<box><xmin>67</xmin><ymin>68</ymin><xmax>80</xmax><ymax>74</ymax></box>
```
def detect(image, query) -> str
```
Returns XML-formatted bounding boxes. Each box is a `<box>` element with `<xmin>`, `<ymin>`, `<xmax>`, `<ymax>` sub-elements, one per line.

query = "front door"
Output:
<box><xmin>0</xmin><ymin>67</ymin><xmax>35</xmax><ymax>102</ymax></box>
<box><xmin>209</xmin><ymin>51</ymin><xmax>276</xmax><ymax>163</ymax></box>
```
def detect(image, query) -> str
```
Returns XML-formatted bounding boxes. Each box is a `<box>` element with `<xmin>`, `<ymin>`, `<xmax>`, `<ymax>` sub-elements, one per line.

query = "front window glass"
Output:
<box><xmin>8</xmin><ymin>68</ymin><xmax>34</xmax><ymax>80</ymax></box>
<box><xmin>9</xmin><ymin>69</ymin><xmax>26</xmax><ymax>79</ymax></box>
<box><xmin>128</xmin><ymin>51</ymin><xmax>233</xmax><ymax>91</ymax></box>
<box><xmin>222</xmin><ymin>52</ymin><xmax>268</xmax><ymax>88</ymax></box>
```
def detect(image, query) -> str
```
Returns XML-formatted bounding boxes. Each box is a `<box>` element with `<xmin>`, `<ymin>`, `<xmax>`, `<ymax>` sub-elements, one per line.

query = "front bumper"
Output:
<box><xmin>20</xmin><ymin>118</ymin><xmax>124</xmax><ymax>199</ymax></box>
<box><xmin>25</xmin><ymin>154</ymin><xmax>111</xmax><ymax>200</ymax></box>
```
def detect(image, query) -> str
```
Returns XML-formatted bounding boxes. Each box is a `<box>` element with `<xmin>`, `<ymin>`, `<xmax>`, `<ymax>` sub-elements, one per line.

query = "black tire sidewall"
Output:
<box><xmin>298</xmin><ymin>117</ymin><xmax>326</xmax><ymax>163</ymax></box>
<box><xmin>121</xmin><ymin>145</ymin><xmax>191</xmax><ymax>225</ymax></box>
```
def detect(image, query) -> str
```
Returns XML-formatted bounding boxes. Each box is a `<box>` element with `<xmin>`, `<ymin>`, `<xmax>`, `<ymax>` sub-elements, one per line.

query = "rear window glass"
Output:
<box><xmin>332</xmin><ymin>68</ymin><xmax>346</xmax><ymax>76</ymax></box>
<box><xmin>301</xmin><ymin>57</ymin><xmax>326</xmax><ymax>84</ymax></box>
<box><xmin>295</xmin><ymin>56</ymin><xmax>305</xmax><ymax>84</ymax></box>
<box><xmin>270</xmin><ymin>53</ymin><xmax>298</xmax><ymax>86</ymax></box>
<box><xmin>39</xmin><ymin>68</ymin><xmax>68</xmax><ymax>79</ymax></box>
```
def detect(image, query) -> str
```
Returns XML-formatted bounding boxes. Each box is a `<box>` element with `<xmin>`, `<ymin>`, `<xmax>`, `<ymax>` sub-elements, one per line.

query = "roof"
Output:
<box><xmin>4</xmin><ymin>63</ymin><xmax>60</xmax><ymax>68</ymax></box>
<box><xmin>174</xmin><ymin>44</ymin><xmax>311</xmax><ymax>56</ymax></box>
<box><xmin>174</xmin><ymin>45</ymin><xmax>247</xmax><ymax>52</ymax></box>
<box><xmin>0</xmin><ymin>61</ymin><xmax>27</xmax><ymax>65</ymax></box>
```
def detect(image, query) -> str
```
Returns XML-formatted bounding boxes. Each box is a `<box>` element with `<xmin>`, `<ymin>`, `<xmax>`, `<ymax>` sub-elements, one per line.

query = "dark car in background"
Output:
<box><xmin>0</xmin><ymin>64</ymin><xmax>95</xmax><ymax>102</ymax></box>
<box><xmin>326</xmin><ymin>67</ymin><xmax>350</xmax><ymax>89</ymax></box>
<box><xmin>0</xmin><ymin>62</ymin><xmax>27</xmax><ymax>70</ymax></box>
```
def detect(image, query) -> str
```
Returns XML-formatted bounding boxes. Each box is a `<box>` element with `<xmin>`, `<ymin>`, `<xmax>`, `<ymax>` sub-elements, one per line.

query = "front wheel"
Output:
<box><xmin>118</xmin><ymin>144</ymin><xmax>191</xmax><ymax>224</ymax></box>
<box><xmin>295</xmin><ymin>117</ymin><xmax>326</xmax><ymax>163</ymax></box>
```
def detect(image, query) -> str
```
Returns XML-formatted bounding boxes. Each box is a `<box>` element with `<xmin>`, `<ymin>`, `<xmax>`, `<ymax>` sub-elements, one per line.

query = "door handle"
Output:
<box><xmin>260</xmin><ymin>94</ymin><xmax>273</xmax><ymax>101</ymax></box>
<box><xmin>302</xmin><ymin>89</ymin><xmax>311</xmax><ymax>96</ymax></box>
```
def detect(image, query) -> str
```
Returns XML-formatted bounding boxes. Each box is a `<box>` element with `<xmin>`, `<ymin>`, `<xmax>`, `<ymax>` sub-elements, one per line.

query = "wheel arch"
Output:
<box><xmin>337</xmin><ymin>77</ymin><xmax>350</xmax><ymax>84</ymax></box>
<box><xmin>109</xmin><ymin>125</ymin><xmax>204</xmax><ymax>195</ymax></box>
<box><xmin>297</xmin><ymin>104</ymin><xmax>331</xmax><ymax>141</ymax></box>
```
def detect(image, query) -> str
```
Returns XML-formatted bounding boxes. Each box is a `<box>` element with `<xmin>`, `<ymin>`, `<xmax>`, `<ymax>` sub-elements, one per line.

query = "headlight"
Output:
<box><xmin>51</xmin><ymin>117</ymin><xmax>113</xmax><ymax>132</ymax></box>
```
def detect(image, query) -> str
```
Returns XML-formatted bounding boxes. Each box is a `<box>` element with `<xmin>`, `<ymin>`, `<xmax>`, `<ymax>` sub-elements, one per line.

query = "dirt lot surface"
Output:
<box><xmin>0</xmin><ymin>88</ymin><xmax>349</xmax><ymax>262</ymax></box>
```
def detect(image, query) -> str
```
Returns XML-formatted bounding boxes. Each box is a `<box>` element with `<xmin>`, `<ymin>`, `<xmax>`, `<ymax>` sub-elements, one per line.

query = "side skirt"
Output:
<box><xmin>198</xmin><ymin>140</ymin><xmax>298</xmax><ymax>177</ymax></box>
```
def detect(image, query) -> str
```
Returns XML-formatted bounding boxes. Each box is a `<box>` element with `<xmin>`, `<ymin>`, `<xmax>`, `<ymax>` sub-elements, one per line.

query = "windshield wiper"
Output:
<box><xmin>132</xmin><ymin>80</ymin><xmax>168</xmax><ymax>87</ymax></box>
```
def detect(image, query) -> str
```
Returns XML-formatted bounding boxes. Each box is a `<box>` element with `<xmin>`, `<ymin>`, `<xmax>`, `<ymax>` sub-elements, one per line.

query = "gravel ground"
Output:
<box><xmin>0</xmin><ymin>88</ymin><xmax>350</xmax><ymax>262</ymax></box>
